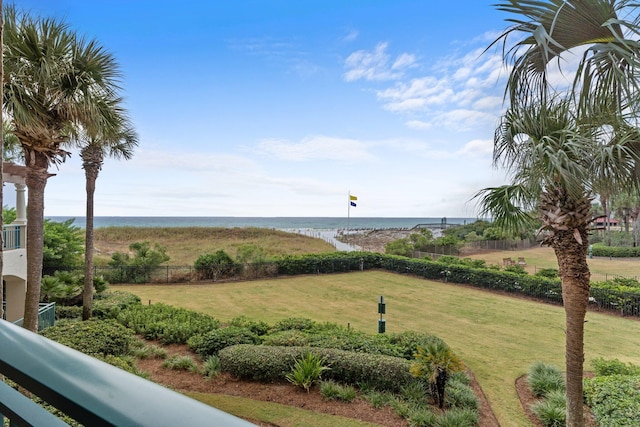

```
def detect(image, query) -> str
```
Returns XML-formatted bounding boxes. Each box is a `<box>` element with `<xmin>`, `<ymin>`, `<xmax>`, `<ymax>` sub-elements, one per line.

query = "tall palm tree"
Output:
<box><xmin>481</xmin><ymin>2</ymin><xmax>640</xmax><ymax>426</ymax></box>
<box><xmin>4</xmin><ymin>6</ymin><xmax>123</xmax><ymax>331</ymax></box>
<box><xmin>79</xmin><ymin>110</ymin><xmax>137</xmax><ymax>321</ymax></box>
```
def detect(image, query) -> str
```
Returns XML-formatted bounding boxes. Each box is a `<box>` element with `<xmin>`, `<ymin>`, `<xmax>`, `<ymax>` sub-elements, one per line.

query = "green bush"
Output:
<box><xmin>203</xmin><ymin>355</ymin><xmax>222</xmax><ymax>379</ymax></box>
<box><xmin>407</xmin><ymin>406</ymin><xmax>437</xmax><ymax>426</ymax></box>
<box><xmin>194</xmin><ymin>250</ymin><xmax>239</xmax><ymax>281</ymax></box>
<box><xmin>219</xmin><ymin>345</ymin><xmax>415</xmax><ymax>392</ymax></box>
<box><xmin>584</xmin><ymin>374</ymin><xmax>640</xmax><ymax>426</ymax></box>
<box><xmin>116</xmin><ymin>303</ymin><xmax>220</xmax><ymax>344</ymax></box>
<box><xmin>92</xmin><ymin>290</ymin><xmax>141</xmax><ymax>319</ymax></box>
<box><xmin>285</xmin><ymin>351</ymin><xmax>329</xmax><ymax>392</ymax></box>
<box><xmin>535</xmin><ymin>268</ymin><xmax>559</xmax><ymax>279</ymax></box>
<box><xmin>261</xmin><ymin>330</ymin><xmax>310</xmax><ymax>347</ymax></box>
<box><xmin>272</xmin><ymin>317</ymin><xmax>320</xmax><ymax>332</ymax></box>
<box><xmin>107</xmin><ymin>241</ymin><xmax>170</xmax><ymax>283</ymax></box>
<box><xmin>445</xmin><ymin>379</ymin><xmax>479</xmax><ymax>410</ymax></box>
<box><xmin>530</xmin><ymin>389</ymin><xmax>566</xmax><ymax>427</ymax></box>
<box><xmin>228</xmin><ymin>315</ymin><xmax>270</xmax><ymax>336</ymax></box>
<box><xmin>55</xmin><ymin>305</ymin><xmax>82</xmax><ymax>320</ymax></box>
<box><xmin>527</xmin><ymin>362</ymin><xmax>565</xmax><ymax>397</ymax></box>
<box><xmin>591</xmin><ymin>357</ymin><xmax>640</xmax><ymax>376</ymax></box>
<box><xmin>591</xmin><ymin>243</ymin><xmax>640</xmax><ymax>258</ymax></box>
<box><xmin>187</xmin><ymin>326</ymin><xmax>261</xmax><ymax>357</ymax></box>
<box><xmin>435</xmin><ymin>407</ymin><xmax>479</xmax><ymax>427</ymax></box>
<box><xmin>319</xmin><ymin>380</ymin><xmax>357</xmax><ymax>402</ymax></box>
<box><xmin>162</xmin><ymin>355</ymin><xmax>200</xmax><ymax>373</ymax></box>
<box><xmin>41</xmin><ymin>319</ymin><xmax>134</xmax><ymax>356</ymax></box>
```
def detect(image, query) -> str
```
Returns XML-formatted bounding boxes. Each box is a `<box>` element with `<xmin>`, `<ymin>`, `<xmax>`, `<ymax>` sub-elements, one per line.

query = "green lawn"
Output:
<box><xmin>117</xmin><ymin>271</ymin><xmax>640</xmax><ymax>427</ymax></box>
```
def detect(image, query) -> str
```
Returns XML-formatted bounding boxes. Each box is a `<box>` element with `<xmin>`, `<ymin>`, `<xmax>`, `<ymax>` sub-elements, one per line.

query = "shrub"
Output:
<box><xmin>203</xmin><ymin>355</ymin><xmax>222</xmax><ymax>379</ymax></box>
<box><xmin>261</xmin><ymin>329</ymin><xmax>310</xmax><ymax>347</ymax></box>
<box><xmin>445</xmin><ymin>379</ymin><xmax>479</xmax><ymax>410</ymax></box>
<box><xmin>320</xmin><ymin>380</ymin><xmax>357</xmax><ymax>402</ymax></box>
<box><xmin>55</xmin><ymin>305</ymin><xmax>82</xmax><ymax>320</ymax></box>
<box><xmin>131</xmin><ymin>343</ymin><xmax>167</xmax><ymax>360</ymax></box>
<box><xmin>530</xmin><ymin>389</ymin><xmax>566</xmax><ymax>427</ymax></box>
<box><xmin>107</xmin><ymin>241</ymin><xmax>170</xmax><ymax>283</ymax></box>
<box><xmin>194</xmin><ymin>250</ymin><xmax>239</xmax><ymax>281</ymax></box>
<box><xmin>116</xmin><ymin>303</ymin><xmax>219</xmax><ymax>344</ymax></box>
<box><xmin>272</xmin><ymin>317</ymin><xmax>319</xmax><ymax>332</ymax></box>
<box><xmin>399</xmin><ymin>381</ymin><xmax>428</xmax><ymax>405</ymax></box>
<box><xmin>187</xmin><ymin>327</ymin><xmax>261</xmax><ymax>357</ymax></box>
<box><xmin>535</xmin><ymin>268</ymin><xmax>559</xmax><ymax>279</ymax></box>
<box><xmin>504</xmin><ymin>264</ymin><xmax>528</xmax><ymax>275</ymax></box>
<box><xmin>406</xmin><ymin>406</ymin><xmax>437</xmax><ymax>426</ymax></box>
<box><xmin>92</xmin><ymin>290</ymin><xmax>141</xmax><ymax>319</ymax></box>
<box><xmin>41</xmin><ymin>319</ymin><xmax>134</xmax><ymax>356</ymax></box>
<box><xmin>527</xmin><ymin>362</ymin><xmax>565</xmax><ymax>397</ymax></box>
<box><xmin>435</xmin><ymin>407</ymin><xmax>479</xmax><ymax>427</ymax></box>
<box><xmin>285</xmin><ymin>351</ymin><xmax>329</xmax><ymax>392</ymax></box>
<box><xmin>219</xmin><ymin>345</ymin><xmax>415</xmax><ymax>392</ymax></box>
<box><xmin>591</xmin><ymin>357</ymin><xmax>640</xmax><ymax>376</ymax></box>
<box><xmin>228</xmin><ymin>315</ymin><xmax>270</xmax><ymax>336</ymax></box>
<box><xmin>162</xmin><ymin>355</ymin><xmax>200</xmax><ymax>373</ymax></box>
<box><xmin>584</xmin><ymin>374</ymin><xmax>640</xmax><ymax>426</ymax></box>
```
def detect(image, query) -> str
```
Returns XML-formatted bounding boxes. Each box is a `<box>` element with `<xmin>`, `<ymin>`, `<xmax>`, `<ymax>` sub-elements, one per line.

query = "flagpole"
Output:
<box><xmin>347</xmin><ymin>191</ymin><xmax>351</xmax><ymax>243</ymax></box>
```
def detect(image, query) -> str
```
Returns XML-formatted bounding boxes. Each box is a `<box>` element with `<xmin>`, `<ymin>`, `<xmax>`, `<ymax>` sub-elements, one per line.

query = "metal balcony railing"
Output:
<box><xmin>0</xmin><ymin>320</ymin><xmax>256</xmax><ymax>426</ymax></box>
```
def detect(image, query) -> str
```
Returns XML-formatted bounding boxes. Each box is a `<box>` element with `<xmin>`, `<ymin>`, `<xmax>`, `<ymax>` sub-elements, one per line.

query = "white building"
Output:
<box><xmin>2</xmin><ymin>162</ymin><xmax>28</xmax><ymax>322</ymax></box>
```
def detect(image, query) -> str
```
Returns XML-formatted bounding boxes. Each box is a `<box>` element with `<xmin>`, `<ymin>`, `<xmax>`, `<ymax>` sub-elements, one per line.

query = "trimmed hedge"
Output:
<box><xmin>41</xmin><ymin>319</ymin><xmax>134</xmax><ymax>356</ymax></box>
<box><xmin>274</xmin><ymin>252</ymin><xmax>384</xmax><ymax>275</ymax></box>
<box><xmin>584</xmin><ymin>374</ymin><xmax>640</xmax><ymax>426</ymax></box>
<box><xmin>219</xmin><ymin>345</ymin><xmax>415</xmax><ymax>392</ymax></box>
<box><xmin>591</xmin><ymin>244</ymin><xmax>640</xmax><ymax>258</ymax></box>
<box><xmin>187</xmin><ymin>327</ymin><xmax>261</xmax><ymax>357</ymax></box>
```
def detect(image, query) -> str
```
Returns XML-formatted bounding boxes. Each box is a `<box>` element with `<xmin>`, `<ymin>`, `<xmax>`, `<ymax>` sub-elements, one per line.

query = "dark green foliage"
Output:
<box><xmin>219</xmin><ymin>345</ymin><xmax>415</xmax><ymax>392</ymax></box>
<box><xmin>272</xmin><ymin>317</ymin><xmax>322</xmax><ymax>332</ymax></box>
<box><xmin>591</xmin><ymin>243</ymin><xmax>640</xmax><ymax>257</ymax></box>
<box><xmin>591</xmin><ymin>357</ymin><xmax>640</xmax><ymax>377</ymax></box>
<box><xmin>274</xmin><ymin>251</ymin><xmax>384</xmax><ymax>276</ymax></box>
<box><xmin>162</xmin><ymin>355</ymin><xmax>200</xmax><ymax>373</ymax></box>
<box><xmin>584</xmin><ymin>374</ymin><xmax>640</xmax><ymax>427</ymax></box>
<box><xmin>43</xmin><ymin>219</ymin><xmax>84</xmax><ymax>273</ymax></box>
<box><xmin>535</xmin><ymin>268</ymin><xmax>559</xmax><ymax>279</ymax></box>
<box><xmin>385</xmin><ymin>238</ymin><xmax>414</xmax><ymax>257</ymax></box>
<box><xmin>92</xmin><ymin>290</ymin><xmax>141</xmax><ymax>319</ymax></box>
<box><xmin>107</xmin><ymin>241</ymin><xmax>170</xmax><ymax>283</ymax></box>
<box><xmin>319</xmin><ymin>380</ymin><xmax>357</xmax><ymax>402</ymax></box>
<box><xmin>187</xmin><ymin>327</ymin><xmax>261</xmax><ymax>357</ymax></box>
<box><xmin>445</xmin><ymin>379</ymin><xmax>479</xmax><ymax>410</ymax></box>
<box><xmin>285</xmin><ymin>351</ymin><xmax>329</xmax><ymax>392</ymax></box>
<box><xmin>41</xmin><ymin>319</ymin><xmax>133</xmax><ymax>356</ymax></box>
<box><xmin>527</xmin><ymin>362</ymin><xmax>565</xmax><ymax>398</ymax></box>
<box><xmin>194</xmin><ymin>250</ymin><xmax>239</xmax><ymax>281</ymax></box>
<box><xmin>228</xmin><ymin>315</ymin><xmax>270</xmax><ymax>336</ymax></box>
<box><xmin>3</xmin><ymin>206</ymin><xmax>17</xmax><ymax>223</ymax></box>
<box><xmin>435</xmin><ymin>408</ymin><xmax>479</xmax><ymax>427</ymax></box>
<box><xmin>55</xmin><ymin>305</ymin><xmax>82</xmax><ymax>320</ymax></box>
<box><xmin>261</xmin><ymin>330</ymin><xmax>310</xmax><ymax>347</ymax></box>
<box><xmin>530</xmin><ymin>389</ymin><xmax>566</xmax><ymax>427</ymax></box>
<box><xmin>504</xmin><ymin>264</ymin><xmax>528</xmax><ymax>275</ymax></box>
<box><xmin>116</xmin><ymin>303</ymin><xmax>219</xmax><ymax>344</ymax></box>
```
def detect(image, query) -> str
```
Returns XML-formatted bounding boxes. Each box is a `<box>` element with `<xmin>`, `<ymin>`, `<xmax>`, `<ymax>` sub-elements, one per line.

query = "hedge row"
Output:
<box><xmin>219</xmin><ymin>344</ymin><xmax>415</xmax><ymax>392</ymax></box>
<box><xmin>591</xmin><ymin>244</ymin><xmax>640</xmax><ymax>258</ymax></box>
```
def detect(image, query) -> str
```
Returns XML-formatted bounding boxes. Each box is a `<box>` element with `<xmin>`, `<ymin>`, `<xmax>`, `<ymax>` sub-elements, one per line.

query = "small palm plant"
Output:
<box><xmin>285</xmin><ymin>351</ymin><xmax>329</xmax><ymax>392</ymax></box>
<box><xmin>410</xmin><ymin>341</ymin><xmax>464</xmax><ymax>408</ymax></box>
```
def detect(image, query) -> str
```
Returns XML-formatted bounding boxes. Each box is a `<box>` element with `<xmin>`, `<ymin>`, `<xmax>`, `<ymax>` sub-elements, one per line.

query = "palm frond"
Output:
<box><xmin>473</xmin><ymin>184</ymin><xmax>538</xmax><ymax>235</ymax></box>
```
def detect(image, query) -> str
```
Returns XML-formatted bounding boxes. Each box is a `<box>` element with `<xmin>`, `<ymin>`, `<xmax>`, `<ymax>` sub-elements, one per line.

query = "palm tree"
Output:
<box><xmin>79</xmin><ymin>110</ymin><xmax>138</xmax><ymax>320</ymax></box>
<box><xmin>409</xmin><ymin>341</ymin><xmax>464</xmax><ymax>408</ymax></box>
<box><xmin>481</xmin><ymin>2</ymin><xmax>640</xmax><ymax>425</ymax></box>
<box><xmin>0</xmin><ymin>0</ymin><xmax>4</xmax><ymax>324</ymax></box>
<box><xmin>4</xmin><ymin>6</ymin><xmax>123</xmax><ymax>331</ymax></box>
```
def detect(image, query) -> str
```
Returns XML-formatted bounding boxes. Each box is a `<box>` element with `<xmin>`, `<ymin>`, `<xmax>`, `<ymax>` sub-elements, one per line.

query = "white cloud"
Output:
<box><xmin>456</xmin><ymin>139</ymin><xmax>494</xmax><ymax>157</ymax></box>
<box><xmin>405</xmin><ymin>120</ymin><xmax>432</xmax><ymax>130</ymax></box>
<box><xmin>257</xmin><ymin>135</ymin><xmax>376</xmax><ymax>162</ymax></box>
<box><xmin>343</xmin><ymin>42</ymin><xmax>415</xmax><ymax>82</ymax></box>
<box><xmin>343</xmin><ymin>29</ymin><xmax>359</xmax><ymax>42</ymax></box>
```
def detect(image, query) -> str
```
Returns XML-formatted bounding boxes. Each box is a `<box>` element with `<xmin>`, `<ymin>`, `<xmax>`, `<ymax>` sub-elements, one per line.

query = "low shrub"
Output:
<box><xmin>219</xmin><ymin>345</ymin><xmax>415</xmax><ymax>392</ymax></box>
<box><xmin>527</xmin><ymin>362</ymin><xmax>565</xmax><ymax>397</ymax></box>
<box><xmin>445</xmin><ymin>379</ymin><xmax>479</xmax><ymax>410</ymax></box>
<box><xmin>55</xmin><ymin>305</ymin><xmax>82</xmax><ymax>320</ymax></box>
<box><xmin>320</xmin><ymin>380</ymin><xmax>357</xmax><ymax>402</ymax></box>
<box><xmin>399</xmin><ymin>381</ymin><xmax>428</xmax><ymax>405</ymax></box>
<box><xmin>261</xmin><ymin>330</ymin><xmax>310</xmax><ymax>347</ymax></box>
<box><xmin>41</xmin><ymin>319</ymin><xmax>134</xmax><ymax>356</ymax></box>
<box><xmin>530</xmin><ymin>389</ymin><xmax>566</xmax><ymax>427</ymax></box>
<box><xmin>131</xmin><ymin>343</ymin><xmax>167</xmax><ymax>360</ymax></box>
<box><xmin>435</xmin><ymin>407</ymin><xmax>479</xmax><ymax>427</ymax></box>
<box><xmin>272</xmin><ymin>317</ymin><xmax>320</xmax><ymax>332</ymax></box>
<box><xmin>203</xmin><ymin>355</ymin><xmax>222</xmax><ymax>379</ymax></box>
<box><xmin>406</xmin><ymin>406</ymin><xmax>437</xmax><ymax>426</ymax></box>
<box><xmin>228</xmin><ymin>315</ymin><xmax>270</xmax><ymax>336</ymax></box>
<box><xmin>285</xmin><ymin>351</ymin><xmax>329</xmax><ymax>392</ymax></box>
<box><xmin>584</xmin><ymin>374</ymin><xmax>640</xmax><ymax>426</ymax></box>
<box><xmin>535</xmin><ymin>268</ymin><xmax>559</xmax><ymax>279</ymax></box>
<box><xmin>187</xmin><ymin>327</ymin><xmax>261</xmax><ymax>357</ymax></box>
<box><xmin>162</xmin><ymin>355</ymin><xmax>200</xmax><ymax>373</ymax></box>
<box><xmin>591</xmin><ymin>357</ymin><xmax>640</xmax><ymax>376</ymax></box>
<box><xmin>116</xmin><ymin>303</ymin><xmax>220</xmax><ymax>344</ymax></box>
<box><xmin>92</xmin><ymin>290</ymin><xmax>141</xmax><ymax>319</ymax></box>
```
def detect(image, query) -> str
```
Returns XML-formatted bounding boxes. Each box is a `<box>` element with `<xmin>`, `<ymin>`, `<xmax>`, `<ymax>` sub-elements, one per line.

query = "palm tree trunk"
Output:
<box><xmin>552</xmin><ymin>228</ymin><xmax>590</xmax><ymax>427</ymax></box>
<box><xmin>0</xmin><ymin>0</ymin><xmax>4</xmax><ymax>324</ymax></box>
<box><xmin>23</xmin><ymin>158</ymin><xmax>49</xmax><ymax>332</ymax></box>
<box><xmin>82</xmin><ymin>166</ymin><xmax>99</xmax><ymax>320</ymax></box>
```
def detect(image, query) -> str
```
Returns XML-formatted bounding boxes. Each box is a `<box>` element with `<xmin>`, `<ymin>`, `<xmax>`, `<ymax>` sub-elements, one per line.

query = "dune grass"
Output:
<box><xmin>117</xmin><ymin>271</ymin><xmax>640</xmax><ymax>427</ymax></box>
<box><xmin>93</xmin><ymin>227</ymin><xmax>335</xmax><ymax>265</ymax></box>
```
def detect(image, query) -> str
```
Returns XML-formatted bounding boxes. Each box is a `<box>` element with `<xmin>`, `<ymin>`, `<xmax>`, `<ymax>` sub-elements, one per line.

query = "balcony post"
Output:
<box><xmin>13</xmin><ymin>184</ymin><xmax>26</xmax><ymax>225</ymax></box>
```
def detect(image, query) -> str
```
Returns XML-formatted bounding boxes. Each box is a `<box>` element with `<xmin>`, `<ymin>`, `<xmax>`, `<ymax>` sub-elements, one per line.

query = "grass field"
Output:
<box><xmin>117</xmin><ymin>271</ymin><xmax>640</xmax><ymax>427</ymax></box>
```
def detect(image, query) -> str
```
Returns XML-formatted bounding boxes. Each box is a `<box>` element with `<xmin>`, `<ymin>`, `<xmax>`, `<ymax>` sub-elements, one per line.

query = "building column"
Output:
<box><xmin>14</xmin><ymin>183</ymin><xmax>26</xmax><ymax>225</ymax></box>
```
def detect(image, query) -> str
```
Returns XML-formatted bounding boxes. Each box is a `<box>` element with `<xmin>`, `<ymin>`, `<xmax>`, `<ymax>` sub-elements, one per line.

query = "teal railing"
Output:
<box><xmin>11</xmin><ymin>302</ymin><xmax>56</xmax><ymax>331</ymax></box>
<box><xmin>3</xmin><ymin>225</ymin><xmax>24</xmax><ymax>250</ymax></box>
<box><xmin>0</xmin><ymin>319</ymin><xmax>256</xmax><ymax>426</ymax></box>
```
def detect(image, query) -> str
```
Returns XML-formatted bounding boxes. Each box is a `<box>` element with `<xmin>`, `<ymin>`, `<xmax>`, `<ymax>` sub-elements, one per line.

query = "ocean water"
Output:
<box><xmin>46</xmin><ymin>216</ymin><xmax>481</xmax><ymax>230</ymax></box>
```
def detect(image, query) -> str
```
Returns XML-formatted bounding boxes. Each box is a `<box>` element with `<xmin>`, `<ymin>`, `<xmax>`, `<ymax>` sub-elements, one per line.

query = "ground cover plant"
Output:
<box><xmin>117</xmin><ymin>270</ymin><xmax>640</xmax><ymax>426</ymax></box>
<box><xmin>584</xmin><ymin>359</ymin><xmax>640</xmax><ymax>426</ymax></box>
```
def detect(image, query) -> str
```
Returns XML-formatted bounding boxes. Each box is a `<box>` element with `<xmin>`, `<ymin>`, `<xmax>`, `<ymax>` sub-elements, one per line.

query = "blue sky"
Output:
<box><xmin>18</xmin><ymin>1</ymin><xmax>512</xmax><ymax>217</ymax></box>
